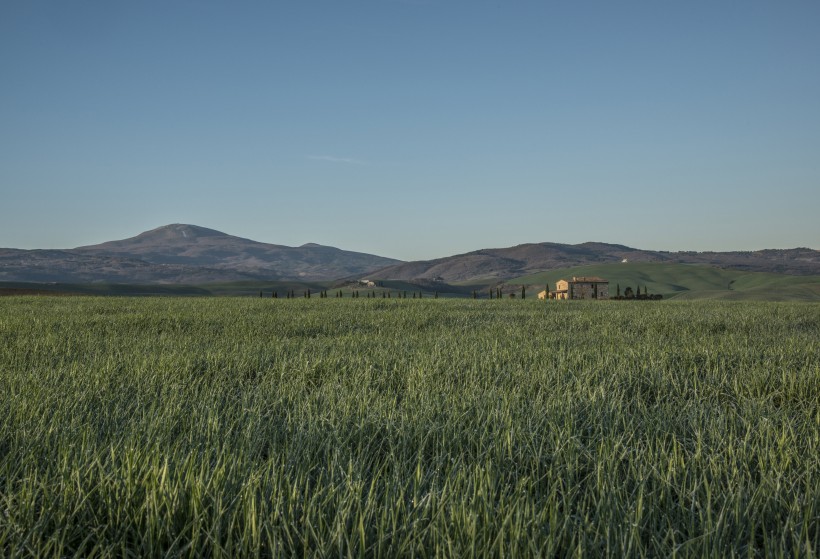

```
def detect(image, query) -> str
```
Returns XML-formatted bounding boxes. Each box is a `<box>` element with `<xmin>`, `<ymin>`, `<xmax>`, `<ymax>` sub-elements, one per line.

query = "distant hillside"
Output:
<box><xmin>3</xmin><ymin>226</ymin><xmax>817</xmax><ymax>287</ymax></box>
<box><xmin>372</xmin><ymin>243</ymin><xmax>820</xmax><ymax>282</ymax></box>
<box><xmin>0</xmin><ymin>224</ymin><xmax>401</xmax><ymax>283</ymax></box>
<box><xmin>511</xmin><ymin>263</ymin><xmax>820</xmax><ymax>301</ymax></box>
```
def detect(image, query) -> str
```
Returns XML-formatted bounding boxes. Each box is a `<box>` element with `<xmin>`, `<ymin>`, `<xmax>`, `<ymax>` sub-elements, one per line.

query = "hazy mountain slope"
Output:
<box><xmin>1</xmin><ymin>224</ymin><xmax>402</xmax><ymax>283</ymax></box>
<box><xmin>74</xmin><ymin>224</ymin><xmax>285</xmax><ymax>266</ymax></box>
<box><xmin>0</xmin><ymin>248</ymin><xmax>261</xmax><ymax>283</ymax></box>
<box><xmin>74</xmin><ymin>224</ymin><xmax>401</xmax><ymax>280</ymax></box>
<box><xmin>372</xmin><ymin>243</ymin><xmax>819</xmax><ymax>282</ymax></box>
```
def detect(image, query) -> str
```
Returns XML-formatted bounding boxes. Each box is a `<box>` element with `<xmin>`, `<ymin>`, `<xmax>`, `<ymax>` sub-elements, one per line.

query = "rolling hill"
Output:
<box><xmin>371</xmin><ymin>243</ymin><xmax>820</xmax><ymax>282</ymax></box>
<box><xmin>510</xmin><ymin>262</ymin><xmax>820</xmax><ymax>301</ymax></box>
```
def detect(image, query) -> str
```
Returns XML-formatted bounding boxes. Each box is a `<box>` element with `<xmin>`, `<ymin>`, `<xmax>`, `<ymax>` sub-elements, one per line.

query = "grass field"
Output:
<box><xmin>512</xmin><ymin>262</ymin><xmax>820</xmax><ymax>301</ymax></box>
<box><xmin>1</xmin><ymin>297</ymin><xmax>818</xmax><ymax>557</ymax></box>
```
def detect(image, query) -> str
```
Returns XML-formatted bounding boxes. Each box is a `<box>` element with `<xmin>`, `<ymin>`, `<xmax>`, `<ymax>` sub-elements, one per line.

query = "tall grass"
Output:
<box><xmin>1</xmin><ymin>298</ymin><xmax>818</xmax><ymax>557</ymax></box>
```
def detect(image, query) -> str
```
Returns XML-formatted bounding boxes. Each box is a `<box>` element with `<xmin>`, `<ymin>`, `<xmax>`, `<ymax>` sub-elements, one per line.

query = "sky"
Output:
<box><xmin>1</xmin><ymin>0</ymin><xmax>818</xmax><ymax>261</ymax></box>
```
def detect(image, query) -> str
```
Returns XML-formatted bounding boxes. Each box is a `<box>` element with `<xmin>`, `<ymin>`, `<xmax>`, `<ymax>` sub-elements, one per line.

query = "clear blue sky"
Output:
<box><xmin>2</xmin><ymin>1</ymin><xmax>818</xmax><ymax>260</ymax></box>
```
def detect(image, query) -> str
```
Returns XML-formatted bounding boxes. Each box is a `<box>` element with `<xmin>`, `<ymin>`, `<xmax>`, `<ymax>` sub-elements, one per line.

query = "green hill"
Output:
<box><xmin>511</xmin><ymin>263</ymin><xmax>820</xmax><ymax>301</ymax></box>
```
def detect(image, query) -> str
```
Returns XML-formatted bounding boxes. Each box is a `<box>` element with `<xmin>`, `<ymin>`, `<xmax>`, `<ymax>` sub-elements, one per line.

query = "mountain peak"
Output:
<box><xmin>141</xmin><ymin>224</ymin><xmax>228</xmax><ymax>241</ymax></box>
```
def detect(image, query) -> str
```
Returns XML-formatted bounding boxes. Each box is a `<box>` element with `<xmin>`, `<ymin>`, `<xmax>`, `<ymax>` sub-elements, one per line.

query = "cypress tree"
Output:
<box><xmin>521</xmin><ymin>286</ymin><xmax>526</xmax><ymax>299</ymax></box>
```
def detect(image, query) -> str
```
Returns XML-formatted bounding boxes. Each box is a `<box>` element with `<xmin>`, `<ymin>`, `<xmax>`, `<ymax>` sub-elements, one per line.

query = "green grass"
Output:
<box><xmin>512</xmin><ymin>262</ymin><xmax>820</xmax><ymax>301</ymax></box>
<box><xmin>1</xmin><ymin>298</ymin><xmax>818</xmax><ymax>557</ymax></box>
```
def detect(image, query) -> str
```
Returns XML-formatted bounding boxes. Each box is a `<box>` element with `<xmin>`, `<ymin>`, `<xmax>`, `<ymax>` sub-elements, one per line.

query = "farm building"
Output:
<box><xmin>552</xmin><ymin>276</ymin><xmax>609</xmax><ymax>300</ymax></box>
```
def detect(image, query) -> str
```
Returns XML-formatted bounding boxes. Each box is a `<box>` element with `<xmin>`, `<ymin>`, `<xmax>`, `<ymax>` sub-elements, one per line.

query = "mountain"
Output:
<box><xmin>2</xmin><ymin>226</ymin><xmax>817</xmax><ymax>286</ymax></box>
<box><xmin>370</xmin><ymin>243</ymin><xmax>820</xmax><ymax>282</ymax></box>
<box><xmin>0</xmin><ymin>224</ymin><xmax>401</xmax><ymax>284</ymax></box>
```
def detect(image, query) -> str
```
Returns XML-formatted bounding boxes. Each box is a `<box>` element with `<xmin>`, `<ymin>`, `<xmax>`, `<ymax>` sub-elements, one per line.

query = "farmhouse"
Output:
<box><xmin>552</xmin><ymin>276</ymin><xmax>609</xmax><ymax>300</ymax></box>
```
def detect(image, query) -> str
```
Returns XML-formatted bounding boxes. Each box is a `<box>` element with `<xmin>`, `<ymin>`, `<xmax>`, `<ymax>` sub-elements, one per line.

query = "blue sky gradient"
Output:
<box><xmin>2</xmin><ymin>1</ymin><xmax>818</xmax><ymax>260</ymax></box>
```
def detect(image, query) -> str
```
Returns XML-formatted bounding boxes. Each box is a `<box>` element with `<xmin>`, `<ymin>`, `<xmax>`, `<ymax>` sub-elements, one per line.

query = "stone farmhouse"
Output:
<box><xmin>539</xmin><ymin>276</ymin><xmax>609</xmax><ymax>300</ymax></box>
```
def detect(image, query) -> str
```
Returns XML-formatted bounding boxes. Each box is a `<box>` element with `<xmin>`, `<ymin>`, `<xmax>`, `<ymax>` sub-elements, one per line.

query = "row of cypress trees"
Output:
<box><xmin>261</xmin><ymin>286</ymin><xmax>554</xmax><ymax>300</ymax></box>
<box><xmin>260</xmin><ymin>290</ymin><xmax>437</xmax><ymax>299</ymax></box>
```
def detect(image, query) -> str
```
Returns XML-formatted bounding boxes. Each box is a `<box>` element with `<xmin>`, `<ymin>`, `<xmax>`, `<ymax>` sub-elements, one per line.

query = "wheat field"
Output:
<box><xmin>1</xmin><ymin>297</ymin><xmax>817</xmax><ymax>557</ymax></box>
